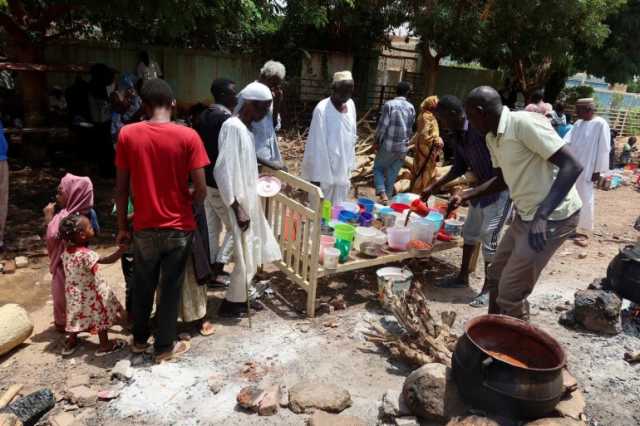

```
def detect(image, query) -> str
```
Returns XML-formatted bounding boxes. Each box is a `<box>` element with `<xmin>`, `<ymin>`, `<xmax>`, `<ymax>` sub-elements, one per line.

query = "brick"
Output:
<box><xmin>258</xmin><ymin>385</ymin><xmax>280</xmax><ymax>416</ymax></box>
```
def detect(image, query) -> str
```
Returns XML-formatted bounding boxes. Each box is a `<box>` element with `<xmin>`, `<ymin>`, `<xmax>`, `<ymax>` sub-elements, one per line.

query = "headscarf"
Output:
<box><xmin>46</xmin><ymin>174</ymin><xmax>94</xmax><ymax>272</ymax></box>
<box><xmin>420</xmin><ymin>95</ymin><xmax>439</xmax><ymax>112</ymax></box>
<box><xmin>234</xmin><ymin>81</ymin><xmax>273</xmax><ymax>114</ymax></box>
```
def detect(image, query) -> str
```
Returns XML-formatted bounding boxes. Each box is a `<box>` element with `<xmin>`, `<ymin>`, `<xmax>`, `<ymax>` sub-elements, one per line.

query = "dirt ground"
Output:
<box><xmin>1</xmin><ymin>166</ymin><xmax>639</xmax><ymax>426</ymax></box>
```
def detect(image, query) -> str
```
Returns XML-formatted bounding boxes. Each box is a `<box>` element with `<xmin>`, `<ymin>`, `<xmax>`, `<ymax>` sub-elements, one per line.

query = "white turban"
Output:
<box><xmin>333</xmin><ymin>71</ymin><xmax>353</xmax><ymax>83</ymax></box>
<box><xmin>235</xmin><ymin>81</ymin><xmax>273</xmax><ymax>114</ymax></box>
<box><xmin>239</xmin><ymin>81</ymin><xmax>272</xmax><ymax>101</ymax></box>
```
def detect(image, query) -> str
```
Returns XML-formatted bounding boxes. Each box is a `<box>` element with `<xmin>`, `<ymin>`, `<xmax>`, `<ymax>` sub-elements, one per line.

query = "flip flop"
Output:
<box><xmin>199</xmin><ymin>322</ymin><xmax>216</xmax><ymax>337</ymax></box>
<box><xmin>154</xmin><ymin>341</ymin><xmax>191</xmax><ymax>364</ymax></box>
<box><xmin>95</xmin><ymin>339</ymin><xmax>127</xmax><ymax>357</ymax></box>
<box><xmin>61</xmin><ymin>343</ymin><xmax>79</xmax><ymax>356</ymax></box>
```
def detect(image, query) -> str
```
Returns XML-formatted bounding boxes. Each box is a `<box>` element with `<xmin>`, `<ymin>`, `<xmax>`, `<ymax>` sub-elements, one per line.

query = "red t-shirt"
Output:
<box><xmin>115</xmin><ymin>121</ymin><xmax>210</xmax><ymax>231</ymax></box>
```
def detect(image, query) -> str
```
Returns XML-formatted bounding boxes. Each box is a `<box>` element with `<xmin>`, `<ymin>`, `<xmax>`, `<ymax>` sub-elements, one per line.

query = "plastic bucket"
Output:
<box><xmin>387</xmin><ymin>226</ymin><xmax>412</xmax><ymax>251</ymax></box>
<box><xmin>334</xmin><ymin>223</ymin><xmax>356</xmax><ymax>242</ymax></box>
<box><xmin>322</xmin><ymin>200</ymin><xmax>333</xmax><ymax>222</ymax></box>
<box><xmin>319</xmin><ymin>235</ymin><xmax>336</xmax><ymax>262</ymax></box>
<box><xmin>338</xmin><ymin>210</ymin><xmax>358</xmax><ymax>224</ymax></box>
<box><xmin>444</xmin><ymin>219</ymin><xmax>464</xmax><ymax>238</ymax></box>
<box><xmin>354</xmin><ymin>226</ymin><xmax>378</xmax><ymax>250</ymax></box>
<box><xmin>426</xmin><ymin>211</ymin><xmax>444</xmax><ymax>231</ymax></box>
<box><xmin>335</xmin><ymin>238</ymin><xmax>353</xmax><ymax>263</ymax></box>
<box><xmin>376</xmin><ymin>267</ymin><xmax>414</xmax><ymax>303</ymax></box>
<box><xmin>357</xmin><ymin>198</ymin><xmax>375</xmax><ymax>214</ymax></box>
<box><xmin>337</xmin><ymin>201</ymin><xmax>360</xmax><ymax>215</ymax></box>
<box><xmin>410</xmin><ymin>220</ymin><xmax>436</xmax><ymax>243</ymax></box>
<box><xmin>323</xmin><ymin>248</ymin><xmax>340</xmax><ymax>270</ymax></box>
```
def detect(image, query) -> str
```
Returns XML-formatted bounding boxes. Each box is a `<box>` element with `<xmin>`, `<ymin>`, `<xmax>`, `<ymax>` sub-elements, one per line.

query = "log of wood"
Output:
<box><xmin>0</xmin><ymin>305</ymin><xmax>33</xmax><ymax>357</ymax></box>
<box><xmin>0</xmin><ymin>385</ymin><xmax>23</xmax><ymax>408</ymax></box>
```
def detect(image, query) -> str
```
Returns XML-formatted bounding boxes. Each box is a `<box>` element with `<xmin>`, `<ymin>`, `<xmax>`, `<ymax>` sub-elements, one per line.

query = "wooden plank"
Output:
<box><xmin>316</xmin><ymin>241</ymin><xmax>462</xmax><ymax>278</ymax></box>
<box><xmin>301</xmin><ymin>215</ymin><xmax>311</xmax><ymax>282</ymax></box>
<box><xmin>272</xmin><ymin>261</ymin><xmax>310</xmax><ymax>290</ymax></box>
<box><xmin>271</xmin><ymin>193</ymin><xmax>314</xmax><ymax>217</ymax></box>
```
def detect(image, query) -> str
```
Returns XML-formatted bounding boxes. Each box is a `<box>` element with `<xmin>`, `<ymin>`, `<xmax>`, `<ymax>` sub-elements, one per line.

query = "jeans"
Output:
<box><xmin>373</xmin><ymin>149</ymin><xmax>406</xmax><ymax>196</ymax></box>
<box><xmin>132</xmin><ymin>229</ymin><xmax>193</xmax><ymax>353</ymax></box>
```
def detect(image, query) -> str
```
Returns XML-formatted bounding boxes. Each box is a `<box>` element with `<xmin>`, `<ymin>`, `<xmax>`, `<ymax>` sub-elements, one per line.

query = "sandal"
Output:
<box><xmin>154</xmin><ymin>340</ymin><xmax>191</xmax><ymax>364</ymax></box>
<box><xmin>95</xmin><ymin>339</ymin><xmax>127</xmax><ymax>357</ymax></box>
<box><xmin>61</xmin><ymin>343</ymin><xmax>79</xmax><ymax>356</ymax></box>
<box><xmin>469</xmin><ymin>292</ymin><xmax>490</xmax><ymax>308</ymax></box>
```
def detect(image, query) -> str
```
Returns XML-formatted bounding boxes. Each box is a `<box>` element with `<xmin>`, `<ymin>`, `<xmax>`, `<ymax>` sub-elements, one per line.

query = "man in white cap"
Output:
<box><xmin>214</xmin><ymin>81</ymin><xmax>282</xmax><ymax>318</ymax></box>
<box><xmin>302</xmin><ymin>71</ymin><xmax>357</xmax><ymax>204</ymax></box>
<box><xmin>563</xmin><ymin>98</ymin><xmax>610</xmax><ymax>246</ymax></box>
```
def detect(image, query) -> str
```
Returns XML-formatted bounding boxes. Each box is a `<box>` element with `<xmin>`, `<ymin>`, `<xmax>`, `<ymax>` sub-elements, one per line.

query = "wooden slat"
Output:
<box><xmin>316</xmin><ymin>241</ymin><xmax>462</xmax><ymax>278</ymax></box>
<box><xmin>301</xmin><ymin>215</ymin><xmax>311</xmax><ymax>282</ymax></box>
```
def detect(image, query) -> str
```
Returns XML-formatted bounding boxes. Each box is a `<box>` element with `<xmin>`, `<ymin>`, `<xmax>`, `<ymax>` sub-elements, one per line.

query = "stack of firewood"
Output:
<box><xmin>364</xmin><ymin>281</ymin><xmax>458</xmax><ymax>367</ymax></box>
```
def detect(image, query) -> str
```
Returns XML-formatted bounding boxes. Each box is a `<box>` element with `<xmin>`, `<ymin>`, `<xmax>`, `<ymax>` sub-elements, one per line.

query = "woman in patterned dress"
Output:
<box><xmin>410</xmin><ymin>96</ymin><xmax>443</xmax><ymax>193</ymax></box>
<box><xmin>59</xmin><ymin>214</ymin><xmax>126</xmax><ymax>356</ymax></box>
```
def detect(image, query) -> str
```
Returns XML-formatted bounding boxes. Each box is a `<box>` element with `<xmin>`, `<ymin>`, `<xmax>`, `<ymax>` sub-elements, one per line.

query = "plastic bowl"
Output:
<box><xmin>387</xmin><ymin>226</ymin><xmax>412</xmax><ymax>251</ymax></box>
<box><xmin>391</xmin><ymin>203</ymin><xmax>410</xmax><ymax>213</ymax></box>
<box><xmin>337</xmin><ymin>201</ymin><xmax>360</xmax><ymax>215</ymax></box>
<box><xmin>357</xmin><ymin>198</ymin><xmax>375</xmax><ymax>213</ymax></box>
<box><xmin>426</xmin><ymin>211</ymin><xmax>444</xmax><ymax>231</ymax></box>
<box><xmin>338</xmin><ymin>210</ymin><xmax>358</xmax><ymax>224</ymax></box>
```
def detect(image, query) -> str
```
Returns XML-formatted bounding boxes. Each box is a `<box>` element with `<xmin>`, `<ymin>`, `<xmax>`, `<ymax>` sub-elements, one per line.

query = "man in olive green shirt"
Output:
<box><xmin>449</xmin><ymin>86</ymin><xmax>583</xmax><ymax>319</ymax></box>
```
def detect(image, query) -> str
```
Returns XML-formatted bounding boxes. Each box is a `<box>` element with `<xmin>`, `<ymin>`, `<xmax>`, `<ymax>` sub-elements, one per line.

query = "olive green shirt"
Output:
<box><xmin>486</xmin><ymin>107</ymin><xmax>582</xmax><ymax>221</ymax></box>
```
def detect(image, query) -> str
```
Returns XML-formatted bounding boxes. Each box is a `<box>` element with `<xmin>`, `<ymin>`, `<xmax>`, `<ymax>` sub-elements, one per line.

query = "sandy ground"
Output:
<box><xmin>1</xmin><ymin>181</ymin><xmax>640</xmax><ymax>426</ymax></box>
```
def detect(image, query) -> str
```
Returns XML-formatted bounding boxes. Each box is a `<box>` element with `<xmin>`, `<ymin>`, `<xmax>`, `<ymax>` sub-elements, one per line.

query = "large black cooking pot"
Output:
<box><xmin>452</xmin><ymin>315</ymin><xmax>566</xmax><ymax>419</ymax></box>
<box><xmin>607</xmin><ymin>245</ymin><xmax>640</xmax><ymax>304</ymax></box>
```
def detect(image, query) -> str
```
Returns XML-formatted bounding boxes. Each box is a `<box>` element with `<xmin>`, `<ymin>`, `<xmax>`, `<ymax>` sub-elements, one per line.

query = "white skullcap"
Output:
<box><xmin>239</xmin><ymin>81</ymin><xmax>273</xmax><ymax>101</ymax></box>
<box><xmin>576</xmin><ymin>98</ymin><xmax>595</xmax><ymax>106</ymax></box>
<box><xmin>333</xmin><ymin>71</ymin><xmax>353</xmax><ymax>83</ymax></box>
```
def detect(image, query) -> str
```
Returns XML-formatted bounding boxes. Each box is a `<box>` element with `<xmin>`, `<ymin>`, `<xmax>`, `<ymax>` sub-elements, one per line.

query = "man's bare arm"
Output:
<box><xmin>190</xmin><ymin>168</ymin><xmax>207</xmax><ymax>205</ymax></box>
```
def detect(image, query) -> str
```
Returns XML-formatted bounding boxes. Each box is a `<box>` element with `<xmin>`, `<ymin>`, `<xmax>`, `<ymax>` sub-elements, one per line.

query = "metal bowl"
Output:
<box><xmin>359</xmin><ymin>242</ymin><xmax>383</xmax><ymax>257</ymax></box>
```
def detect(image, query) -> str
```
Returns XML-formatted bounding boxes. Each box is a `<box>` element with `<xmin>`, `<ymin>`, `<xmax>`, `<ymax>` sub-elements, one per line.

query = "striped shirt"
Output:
<box><xmin>450</xmin><ymin>121</ymin><xmax>500</xmax><ymax>207</ymax></box>
<box><xmin>376</xmin><ymin>97</ymin><xmax>416</xmax><ymax>153</ymax></box>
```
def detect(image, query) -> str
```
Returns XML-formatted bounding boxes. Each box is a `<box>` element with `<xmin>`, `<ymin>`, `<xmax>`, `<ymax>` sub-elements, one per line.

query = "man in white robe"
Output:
<box><xmin>301</xmin><ymin>71</ymin><xmax>357</xmax><ymax>204</ymax></box>
<box><xmin>563</xmin><ymin>98</ymin><xmax>610</xmax><ymax>244</ymax></box>
<box><xmin>214</xmin><ymin>82</ymin><xmax>282</xmax><ymax>318</ymax></box>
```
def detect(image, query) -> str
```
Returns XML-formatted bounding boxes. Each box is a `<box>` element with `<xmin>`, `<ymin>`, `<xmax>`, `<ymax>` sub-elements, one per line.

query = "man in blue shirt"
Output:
<box><xmin>421</xmin><ymin>95</ymin><xmax>511</xmax><ymax>307</ymax></box>
<box><xmin>373</xmin><ymin>81</ymin><xmax>416</xmax><ymax>203</ymax></box>
<box><xmin>0</xmin><ymin>120</ymin><xmax>8</xmax><ymax>252</ymax></box>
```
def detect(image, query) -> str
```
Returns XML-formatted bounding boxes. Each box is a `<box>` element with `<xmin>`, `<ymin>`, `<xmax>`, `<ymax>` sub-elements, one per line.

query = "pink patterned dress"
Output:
<box><xmin>61</xmin><ymin>247</ymin><xmax>123</xmax><ymax>333</ymax></box>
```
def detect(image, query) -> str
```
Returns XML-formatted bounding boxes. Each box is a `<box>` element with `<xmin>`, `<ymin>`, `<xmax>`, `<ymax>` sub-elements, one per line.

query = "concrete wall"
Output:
<box><xmin>44</xmin><ymin>43</ymin><xmax>262</xmax><ymax>106</ymax></box>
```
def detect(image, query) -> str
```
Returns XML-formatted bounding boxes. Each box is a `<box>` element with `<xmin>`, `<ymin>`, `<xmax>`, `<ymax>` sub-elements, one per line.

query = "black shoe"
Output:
<box><xmin>217</xmin><ymin>299</ymin><xmax>248</xmax><ymax>318</ymax></box>
<box><xmin>435</xmin><ymin>277</ymin><xmax>470</xmax><ymax>289</ymax></box>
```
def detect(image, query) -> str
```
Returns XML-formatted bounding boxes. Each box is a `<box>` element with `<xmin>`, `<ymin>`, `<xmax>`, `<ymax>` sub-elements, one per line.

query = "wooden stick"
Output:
<box><xmin>0</xmin><ymin>384</ymin><xmax>23</xmax><ymax>408</ymax></box>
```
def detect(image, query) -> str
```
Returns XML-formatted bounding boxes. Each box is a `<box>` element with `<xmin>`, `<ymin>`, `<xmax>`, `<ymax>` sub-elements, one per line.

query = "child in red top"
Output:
<box><xmin>59</xmin><ymin>214</ymin><xmax>126</xmax><ymax>356</ymax></box>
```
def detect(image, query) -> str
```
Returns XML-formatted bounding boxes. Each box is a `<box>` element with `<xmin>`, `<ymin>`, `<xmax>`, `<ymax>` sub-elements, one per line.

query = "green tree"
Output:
<box><xmin>406</xmin><ymin>0</ymin><xmax>487</xmax><ymax>96</ymax></box>
<box><xmin>0</xmin><ymin>0</ymin><xmax>279</xmax><ymax>126</ymax></box>
<box><xmin>477</xmin><ymin>0</ymin><xmax>625</xmax><ymax>99</ymax></box>
<box><xmin>575</xmin><ymin>0</ymin><xmax>640</xmax><ymax>84</ymax></box>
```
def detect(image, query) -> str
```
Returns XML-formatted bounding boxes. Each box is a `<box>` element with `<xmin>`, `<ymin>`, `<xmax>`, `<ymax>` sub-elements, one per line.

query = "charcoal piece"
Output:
<box><xmin>1</xmin><ymin>389</ymin><xmax>55</xmax><ymax>426</ymax></box>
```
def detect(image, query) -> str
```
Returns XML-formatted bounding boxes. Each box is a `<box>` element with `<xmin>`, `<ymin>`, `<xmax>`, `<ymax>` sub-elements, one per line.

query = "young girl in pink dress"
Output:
<box><xmin>58</xmin><ymin>214</ymin><xmax>126</xmax><ymax>356</ymax></box>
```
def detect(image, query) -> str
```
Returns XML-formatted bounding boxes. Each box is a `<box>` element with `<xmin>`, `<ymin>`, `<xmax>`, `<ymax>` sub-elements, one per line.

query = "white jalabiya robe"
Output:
<box><xmin>564</xmin><ymin>116</ymin><xmax>611</xmax><ymax>231</ymax></box>
<box><xmin>214</xmin><ymin>117</ymin><xmax>282</xmax><ymax>302</ymax></box>
<box><xmin>301</xmin><ymin>98</ymin><xmax>357</xmax><ymax>205</ymax></box>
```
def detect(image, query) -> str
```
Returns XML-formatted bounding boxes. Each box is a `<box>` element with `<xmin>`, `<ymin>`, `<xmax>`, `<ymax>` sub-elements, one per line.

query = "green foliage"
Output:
<box><xmin>627</xmin><ymin>80</ymin><xmax>640</xmax><ymax>94</ymax></box>
<box><xmin>575</xmin><ymin>0</ymin><xmax>640</xmax><ymax>84</ymax></box>
<box><xmin>563</xmin><ymin>86</ymin><xmax>595</xmax><ymax>105</ymax></box>
<box><xmin>407</xmin><ymin>0</ymin><xmax>485</xmax><ymax>63</ymax></box>
<box><xmin>475</xmin><ymin>0</ymin><xmax>625</xmax><ymax>93</ymax></box>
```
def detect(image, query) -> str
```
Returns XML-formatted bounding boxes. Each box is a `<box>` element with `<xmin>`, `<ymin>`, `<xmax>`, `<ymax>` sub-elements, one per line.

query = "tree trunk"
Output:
<box><xmin>421</xmin><ymin>48</ymin><xmax>440</xmax><ymax>98</ymax></box>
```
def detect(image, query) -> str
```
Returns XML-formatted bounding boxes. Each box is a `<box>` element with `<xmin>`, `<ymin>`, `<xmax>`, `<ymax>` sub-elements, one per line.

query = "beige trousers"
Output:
<box><xmin>487</xmin><ymin>212</ymin><xmax>579</xmax><ymax>319</ymax></box>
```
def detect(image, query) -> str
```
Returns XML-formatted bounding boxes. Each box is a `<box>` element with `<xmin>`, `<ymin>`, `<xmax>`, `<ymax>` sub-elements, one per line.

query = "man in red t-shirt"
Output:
<box><xmin>115</xmin><ymin>78</ymin><xmax>209</xmax><ymax>362</ymax></box>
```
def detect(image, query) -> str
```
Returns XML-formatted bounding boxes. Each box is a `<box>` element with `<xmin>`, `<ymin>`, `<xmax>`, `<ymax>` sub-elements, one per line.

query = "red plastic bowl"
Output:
<box><xmin>390</xmin><ymin>203</ymin><xmax>410</xmax><ymax>213</ymax></box>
